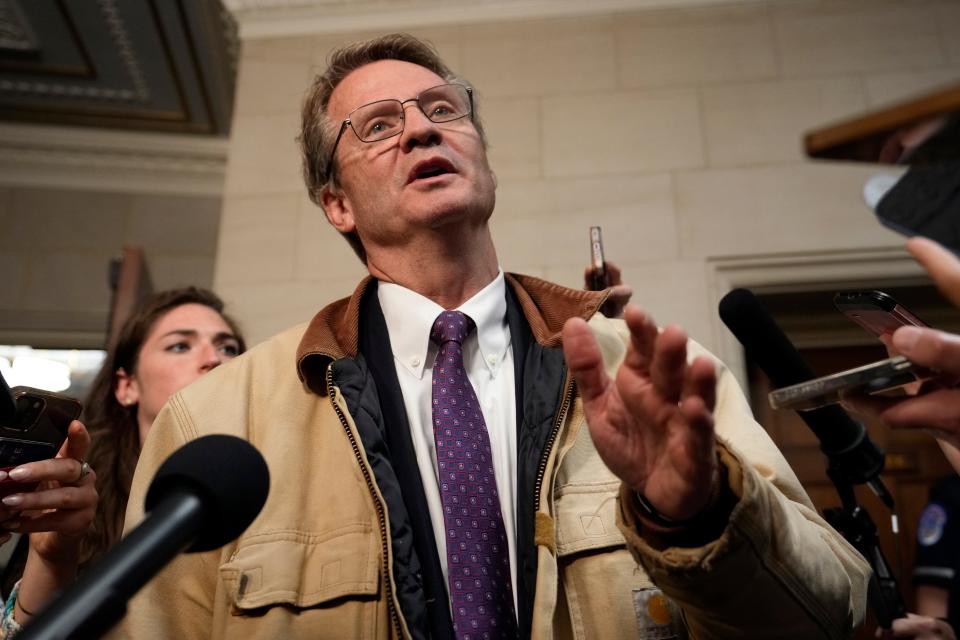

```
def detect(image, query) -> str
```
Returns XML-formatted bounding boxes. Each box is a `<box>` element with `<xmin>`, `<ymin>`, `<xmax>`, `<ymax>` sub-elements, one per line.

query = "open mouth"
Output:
<box><xmin>409</xmin><ymin>158</ymin><xmax>456</xmax><ymax>183</ymax></box>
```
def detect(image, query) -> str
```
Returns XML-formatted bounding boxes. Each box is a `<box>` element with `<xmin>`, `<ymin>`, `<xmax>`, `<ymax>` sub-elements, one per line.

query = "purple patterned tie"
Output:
<box><xmin>431</xmin><ymin>310</ymin><xmax>518</xmax><ymax>640</ymax></box>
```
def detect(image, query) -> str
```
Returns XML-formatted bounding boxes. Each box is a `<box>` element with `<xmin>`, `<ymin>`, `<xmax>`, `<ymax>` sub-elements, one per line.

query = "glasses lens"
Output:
<box><xmin>419</xmin><ymin>85</ymin><xmax>471</xmax><ymax>123</ymax></box>
<box><xmin>351</xmin><ymin>100</ymin><xmax>404</xmax><ymax>142</ymax></box>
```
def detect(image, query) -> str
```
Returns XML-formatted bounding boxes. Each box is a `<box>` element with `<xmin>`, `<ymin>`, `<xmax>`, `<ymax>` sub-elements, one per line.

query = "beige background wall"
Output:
<box><xmin>0</xmin><ymin>187</ymin><xmax>221</xmax><ymax>348</ymax></box>
<box><xmin>216</xmin><ymin>0</ymin><xmax>960</xmax><ymax>373</ymax></box>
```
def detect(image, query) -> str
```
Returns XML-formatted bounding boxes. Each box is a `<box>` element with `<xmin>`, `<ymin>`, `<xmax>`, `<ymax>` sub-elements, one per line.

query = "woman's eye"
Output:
<box><xmin>219</xmin><ymin>344</ymin><xmax>240</xmax><ymax>357</ymax></box>
<box><xmin>166</xmin><ymin>342</ymin><xmax>190</xmax><ymax>353</ymax></box>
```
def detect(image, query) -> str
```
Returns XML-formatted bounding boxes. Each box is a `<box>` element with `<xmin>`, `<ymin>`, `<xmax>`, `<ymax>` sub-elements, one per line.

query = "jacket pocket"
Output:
<box><xmin>218</xmin><ymin>523</ymin><xmax>384</xmax><ymax>637</ymax></box>
<box><xmin>554</xmin><ymin>482</ymin><xmax>676</xmax><ymax>639</ymax></box>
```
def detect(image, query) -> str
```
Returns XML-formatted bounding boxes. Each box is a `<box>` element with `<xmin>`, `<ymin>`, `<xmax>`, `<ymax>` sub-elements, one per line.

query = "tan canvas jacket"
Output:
<box><xmin>110</xmin><ymin>275</ymin><xmax>869</xmax><ymax>639</ymax></box>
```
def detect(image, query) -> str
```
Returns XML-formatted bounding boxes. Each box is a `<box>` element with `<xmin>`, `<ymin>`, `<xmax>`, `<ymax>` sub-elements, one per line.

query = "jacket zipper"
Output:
<box><xmin>327</xmin><ymin>365</ymin><xmax>403</xmax><ymax>638</ymax></box>
<box><xmin>533</xmin><ymin>372</ymin><xmax>575</xmax><ymax>512</ymax></box>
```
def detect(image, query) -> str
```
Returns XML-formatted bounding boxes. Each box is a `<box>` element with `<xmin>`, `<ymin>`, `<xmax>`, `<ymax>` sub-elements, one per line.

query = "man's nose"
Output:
<box><xmin>399</xmin><ymin>101</ymin><xmax>440</xmax><ymax>149</ymax></box>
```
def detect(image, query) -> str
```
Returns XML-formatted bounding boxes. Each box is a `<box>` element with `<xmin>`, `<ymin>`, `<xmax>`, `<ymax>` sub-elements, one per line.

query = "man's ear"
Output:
<box><xmin>319</xmin><ymin>184</ymin><xmax>356</xmax><ymax>233</ymax></box>
<box><xmin>490</xmin><ymin>170</ymin><xmax>498</xmax><ymax>189</ymax></box>
<box><xmin>114</xmin><ymin>367</ymin><xmax>140</xmax><ymax>408</ymax></box>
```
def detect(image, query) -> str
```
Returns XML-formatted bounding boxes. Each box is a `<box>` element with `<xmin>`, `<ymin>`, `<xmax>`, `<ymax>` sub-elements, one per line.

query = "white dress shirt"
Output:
<box><xmin>377</xmin><ymin>272</ymin><xmax>518</xmax><ymax>609</ymax></box>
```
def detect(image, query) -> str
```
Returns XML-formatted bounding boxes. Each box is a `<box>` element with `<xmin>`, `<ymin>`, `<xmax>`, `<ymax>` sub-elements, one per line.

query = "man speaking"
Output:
<box><xmin>111</xmin><ymin>34</ymin><xmax>869</xmax><ymax>639</ymax></box>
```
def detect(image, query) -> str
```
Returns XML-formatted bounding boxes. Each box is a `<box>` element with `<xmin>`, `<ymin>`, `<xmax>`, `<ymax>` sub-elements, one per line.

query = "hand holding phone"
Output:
<box><xmin>768</xmin><ymin>355</ymin><xmax>932</xmax><ymax>411</ymax></box>
<box><xmin>585</xmin><ymin>227</ymin><xmax>630</xmax><ymax>317</ymax></box>
<box><xmin>0</xmin><ymin>387</ymin><xmax>82</xmax><ymax>498</ymax></box>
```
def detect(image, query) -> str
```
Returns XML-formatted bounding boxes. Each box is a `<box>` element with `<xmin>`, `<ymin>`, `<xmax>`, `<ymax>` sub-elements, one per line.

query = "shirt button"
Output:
<box><xmin>411</xmin><ymin>357</ymin><xmax>421</xmax><ymax>368</ymax></box>
<box><xmin>488</xmin><ymin>355</ymin><xmax>498</xmax><ymax>365</ymax></box>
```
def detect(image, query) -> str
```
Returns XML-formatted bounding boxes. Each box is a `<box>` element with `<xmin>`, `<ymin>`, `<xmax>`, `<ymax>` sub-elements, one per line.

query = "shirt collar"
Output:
<box><xmin>377</xmin><ymin>272</ymin><xmax>509</xmax><ymax>379</ymax></box>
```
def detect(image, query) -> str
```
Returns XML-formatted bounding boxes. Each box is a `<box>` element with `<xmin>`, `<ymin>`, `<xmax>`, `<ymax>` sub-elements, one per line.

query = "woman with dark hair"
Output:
<box><xmin>0</xmin><ymin>287</ymin><xmax>245</xmax><ymax>635</ymax></box>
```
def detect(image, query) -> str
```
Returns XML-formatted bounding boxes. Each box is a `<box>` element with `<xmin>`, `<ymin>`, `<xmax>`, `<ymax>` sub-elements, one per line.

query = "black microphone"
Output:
<box><xmin>718</xmin><ymin>288</ymin><xmax>886</xmax><ymax>491</ymax></box>
<box><xmin>20</xmin><ymin>434</ymin><xmax>270</xmax><ymax>640</ymax></box>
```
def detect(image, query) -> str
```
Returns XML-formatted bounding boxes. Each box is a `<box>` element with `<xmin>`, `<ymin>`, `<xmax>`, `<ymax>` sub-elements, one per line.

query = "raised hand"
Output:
<box><xmin>562</xmin><ymin>305</ymin><xmax>719</xmax><ymax>521</ymax></box>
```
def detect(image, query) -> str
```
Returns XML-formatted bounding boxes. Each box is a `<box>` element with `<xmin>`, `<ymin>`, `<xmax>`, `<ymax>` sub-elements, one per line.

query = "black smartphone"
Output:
<box><xmin>768</xmin><ymin>355</ymin><xmax>931</xmax><ymax>411</ymax></box>
<box><xmin>0</xmin><ymin>386</ymin><xmax>82</xmax><ymax>497</ymax></box>
<box><xmin>833</xmin><ymin>290</ymin><xmax>927</xmax><ymax>339</ymax></box>
<box><xmin>874</xmin><ymin>161</ymin><xmax>960</xmax><ymax>255</ymax></box>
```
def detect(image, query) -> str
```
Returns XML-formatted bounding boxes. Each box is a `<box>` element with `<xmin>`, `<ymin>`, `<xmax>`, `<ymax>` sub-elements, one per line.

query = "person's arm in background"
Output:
<box><xmin>881</xmin><ymin>613</ymin><xmax>956</xmax><ymax>639</ymax></box>
<box><xmin>915</xmin><ymin>585</ymin><xmax>950</xmax><ymax>620</ymax></box>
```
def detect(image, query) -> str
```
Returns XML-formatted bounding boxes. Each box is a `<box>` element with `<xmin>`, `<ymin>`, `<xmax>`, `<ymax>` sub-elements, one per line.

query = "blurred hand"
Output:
<box><xmin>562</xmin><ymin>305</ymin><xmax>719</xmax><ymax>521</ymax></box>
<box><xmin>876</xmin><ymin>613</ymin><xmax>956</xmax><ymax>639</ymax></box>
<box><xmin>844</xmin><ymin>239</ymin><xmax>960</xmax><ymax>456</ymax></box>
<box><xmin>584</xmin><ymin>261</ymin><xmax>632</xmax><ymax>319</ymax></box>
<box><xmin>0</xmin><ymin>420</ymin><xmax>98</xmax><ymax>564</ymax></box>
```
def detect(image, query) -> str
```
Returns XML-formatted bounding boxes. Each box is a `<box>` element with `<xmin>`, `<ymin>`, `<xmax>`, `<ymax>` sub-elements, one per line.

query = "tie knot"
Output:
<box><xmin>431</xmin><ymin>310</ymin><xmax>474</xmax><ymax>346</ymax></box>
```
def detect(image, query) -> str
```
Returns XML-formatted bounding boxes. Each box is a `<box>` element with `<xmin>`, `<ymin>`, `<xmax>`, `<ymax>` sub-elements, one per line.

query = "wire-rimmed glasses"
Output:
<box><xmin>325</xmin><ymin>83</ymin><xmax>474</xmax><ymax>182</ymax></box>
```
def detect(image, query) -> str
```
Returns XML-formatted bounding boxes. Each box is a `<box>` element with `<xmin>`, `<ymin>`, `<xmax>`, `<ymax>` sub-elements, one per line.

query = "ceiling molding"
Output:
<box><xmin>224</xmin><ymin>0</ymin><xmax>735</xmax><ymax>40</ymax></box>
<box><xmin>0</xmin><ymin>122</ymin><xmax>227</xmax><ymax>196</ymax></box>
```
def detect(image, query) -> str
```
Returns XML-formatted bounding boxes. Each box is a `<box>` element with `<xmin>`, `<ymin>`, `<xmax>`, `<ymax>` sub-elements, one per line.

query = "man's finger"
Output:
<box><xmin>892</xmin><ymin>326</ymin><xmax>960</xmax><ymax>377</ymax></box>
<box><xmin>683</xmin><ymin>356</ymin><xmax>718</xmax><ymax>413</ymax></box>
<box><xmin>650</xmin><ymin>325</ymin><xmax>688</xmax><ymax>403</ymax></box>
<box><xmin>623</xmin><ymin>306</ymin><xmax>658</xmax><ymax>372</ymax></box>
<box><xmin>875</xmin><ymin>388</ymin><xmax>960</xmax><ymax>433</ymax></box>
<box><xmin>908</xmin><ymin>236</ymin><xmax>960</xmax><ymax>308</ymax></box>
<box><xmin>562</xmin><ymin>317</ymin><xmax>609</xmax><ymax>406</ymax></box>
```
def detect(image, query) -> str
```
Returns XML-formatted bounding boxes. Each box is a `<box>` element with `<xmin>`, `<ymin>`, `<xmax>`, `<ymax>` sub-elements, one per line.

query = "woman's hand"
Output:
<box><xmin>0</xmin><ymin>420</ymin><xmax>98</xmax><ymax>564</ymax></box>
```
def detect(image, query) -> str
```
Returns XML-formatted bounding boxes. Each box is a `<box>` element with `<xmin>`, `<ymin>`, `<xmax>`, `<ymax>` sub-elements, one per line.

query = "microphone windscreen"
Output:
<box><xmin>145</xmin><ymin>434</ymin><xmax>270</xmax><ymax>552</ymax></box>
<box><xmin>718</xmin><ymin>288</ymin><xmax>816</xmax><ymax>388</ymax></box>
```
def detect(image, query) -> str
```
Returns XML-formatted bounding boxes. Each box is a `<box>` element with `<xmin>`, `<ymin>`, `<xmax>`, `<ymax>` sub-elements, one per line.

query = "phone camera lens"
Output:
<box><xmin>11</xmin><ymin>395</ymin><xmax>45</xmax><ymax>431</ymax></box>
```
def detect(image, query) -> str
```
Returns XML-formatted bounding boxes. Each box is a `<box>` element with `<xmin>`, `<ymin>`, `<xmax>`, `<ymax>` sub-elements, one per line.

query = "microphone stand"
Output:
<box><xmin>818</xmin><ymin>443</ymin><xmax>907</xmax><ymax>629</ymax></box>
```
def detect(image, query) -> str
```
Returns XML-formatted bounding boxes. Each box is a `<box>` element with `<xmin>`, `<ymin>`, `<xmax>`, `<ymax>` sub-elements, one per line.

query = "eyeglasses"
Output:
<box><xmin>325</xmin><ymin>83</ymin><xmax>474</xmax><ymax>182</ymax></box>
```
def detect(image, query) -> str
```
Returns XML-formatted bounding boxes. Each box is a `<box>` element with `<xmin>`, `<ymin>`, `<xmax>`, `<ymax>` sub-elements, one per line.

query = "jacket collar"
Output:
<box><xmin>296</xmin><ymin>273</ymin><xmax>609</xmax><ymax>393</ymax></box>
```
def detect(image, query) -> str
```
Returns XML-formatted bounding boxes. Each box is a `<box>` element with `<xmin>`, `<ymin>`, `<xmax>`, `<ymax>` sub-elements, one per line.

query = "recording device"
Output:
<box><xmin>768</xmin><ymin>356</ymin><xmax>931</xmax><ymax>411</ymax></box>
<box><xmin>586</xmin><ymin>226</ymin><xmax>618</xmax><ymax>317</ymax></box>
<box><xmin>19</xmin><ymin>434</ymin><xmax>270</xmax><ymax>640</ymax></box>
<box><xmin>0</xmin><ymin>376</ymin><xmax>82</xmax><ymax>498</ymax></box>
<box><xmin>833</xmin><ymin>290</ymin><xmax>927</xmax><ymax>339</ymax></box>
<box><xmin>718</xmin><ymin>288</ymin><xmax>885</xmax><ymax>486</ymax></box>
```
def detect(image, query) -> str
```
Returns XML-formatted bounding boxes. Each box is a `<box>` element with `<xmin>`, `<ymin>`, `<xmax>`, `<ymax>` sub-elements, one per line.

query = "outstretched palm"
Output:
<box><xmin>563</xmin><ymin>306</ymin><xmax>719</xmax><ymax>521</ymax></box>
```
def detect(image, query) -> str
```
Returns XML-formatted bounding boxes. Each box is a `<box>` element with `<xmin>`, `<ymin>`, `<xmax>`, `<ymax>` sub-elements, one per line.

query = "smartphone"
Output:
<box><xmin>588</xmin><ymin>226</ymin><xmax>608</xmax><ymax>291</ymax></box>
<box><xmin>833</xmin><ymin>290</ymin><xmax>927</xmax><ymax>339</ymax></box>
<box><xmin>587</xmin><ymin>226</ymin><xmax>619</xmax><ymax>317</ymax></box>
<box><xmin>768</xmin><ymin>355</ymin><xmax>931</xmax><ymax>411</ymax></box>
<box><xmin>874</xmin><ymin>161</ymin><xmax>960</xmax><ymax>255</ymax></box>
<box><xmin>0</xmin><ymin>387</ymin><xmax>82</xmax><ymax>498</ymax></box>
